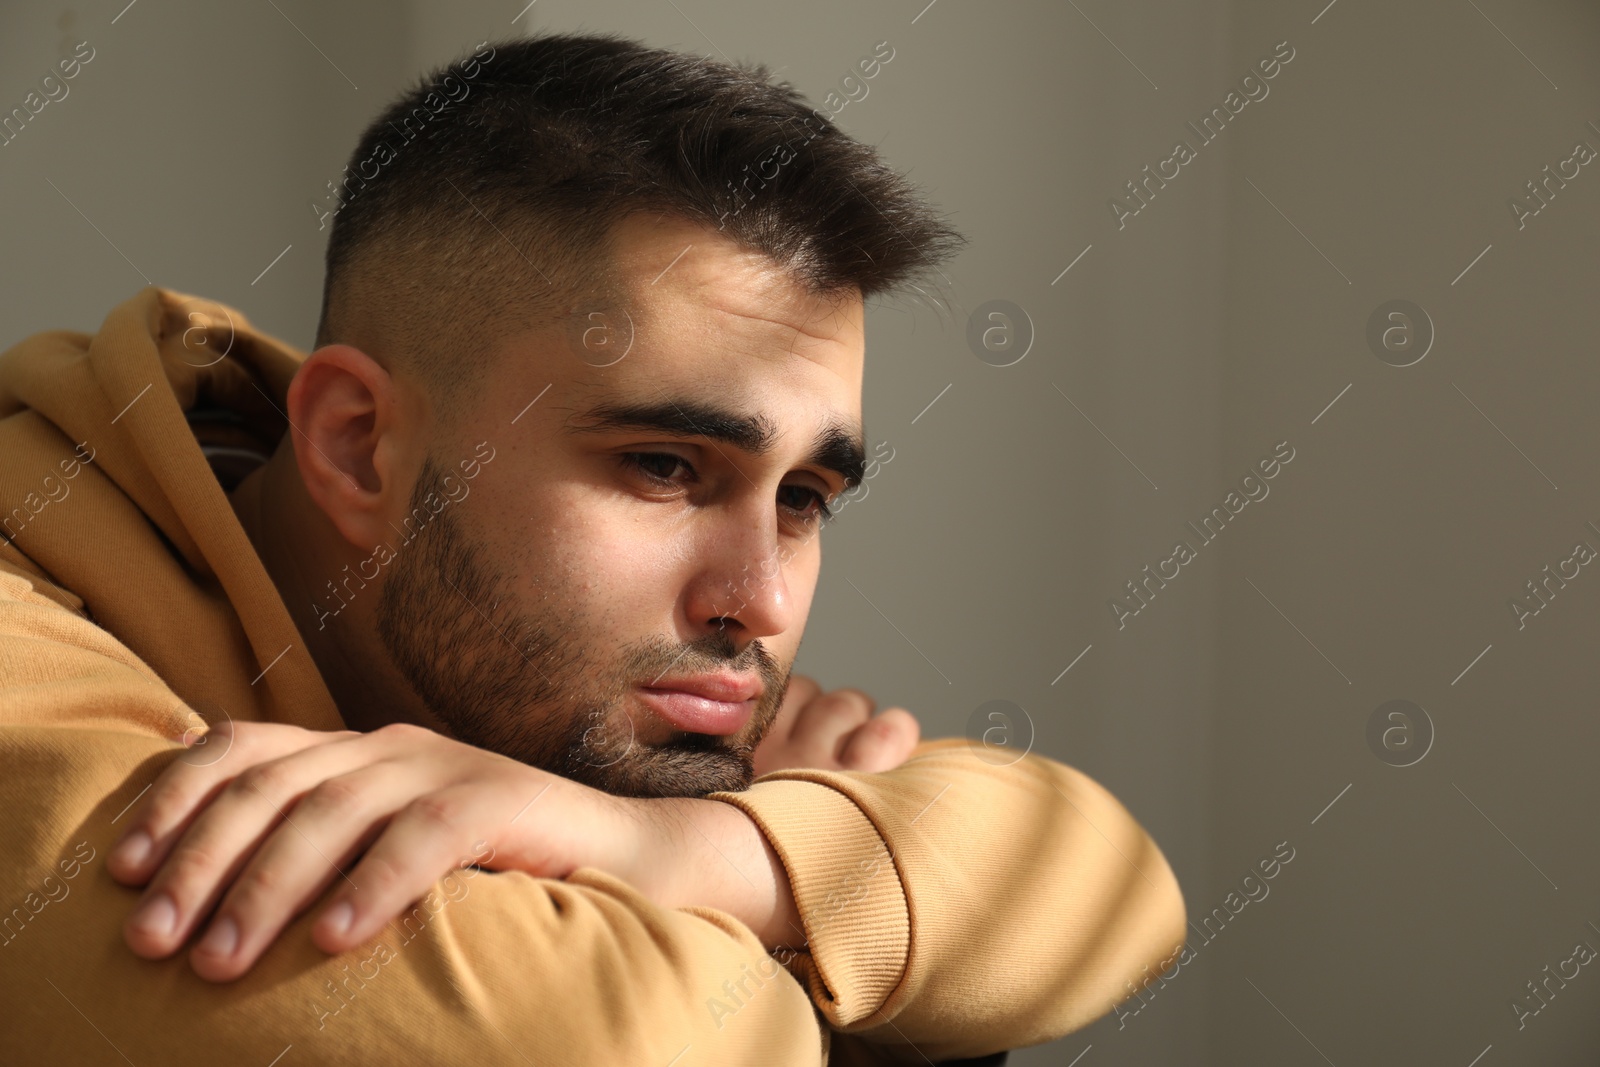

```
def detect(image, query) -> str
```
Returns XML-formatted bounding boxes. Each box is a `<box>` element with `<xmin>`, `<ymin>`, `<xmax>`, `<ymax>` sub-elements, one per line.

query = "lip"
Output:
<box><xmin>636</xmin><ymin>673</ymin><xmax>762</xmax><ymax>736</ymax></box>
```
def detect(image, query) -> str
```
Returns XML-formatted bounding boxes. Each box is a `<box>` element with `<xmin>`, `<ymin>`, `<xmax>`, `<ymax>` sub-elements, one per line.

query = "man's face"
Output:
<box><xmin>374</xmin><ymin>214</ymin><xmax>866</xmax><ymax>798</ymax></box>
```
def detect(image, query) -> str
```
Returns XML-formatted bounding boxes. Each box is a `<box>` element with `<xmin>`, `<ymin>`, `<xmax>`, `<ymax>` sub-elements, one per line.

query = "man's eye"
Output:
<box><xmin>779</xmin><ymin>484</ymin><xmax>834</xmax><ymax>525</ymax></box>
<box><xmin>620</xmin><ymin>452</ymin><xmax>694</xmax><ymax>484</ymax></box>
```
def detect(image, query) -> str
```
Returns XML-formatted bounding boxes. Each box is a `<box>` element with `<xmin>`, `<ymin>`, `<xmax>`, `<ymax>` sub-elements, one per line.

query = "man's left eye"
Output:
<box><xmin>779</xmin><ymin>484</ymin><xmax>833</xmax><ymax>524</ymax></box>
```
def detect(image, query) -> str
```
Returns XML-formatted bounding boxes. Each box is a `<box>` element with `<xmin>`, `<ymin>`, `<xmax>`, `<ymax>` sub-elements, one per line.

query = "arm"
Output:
<box><xmin>101</xmin><ymin>674</ymin><xmax>924</xmax><ymax>979</ymax></box>
<box><xmin>0</xmin><ymin>558</ymin><xmax>828</xmax><ymax>1066</ymax></box>
<box><xmin>3</xmin><ymin>548</ymin><xmax>1181</xmax><ymax>1063</ymax></box>
<box><xmin>714</xmin><ymin>739</ymin><xmax>1188</xmax><ymax>1062</ymax></box>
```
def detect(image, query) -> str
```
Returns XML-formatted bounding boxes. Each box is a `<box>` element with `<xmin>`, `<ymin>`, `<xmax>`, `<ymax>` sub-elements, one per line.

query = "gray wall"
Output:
<box><xmin>2</xmin><ymin>0</ymin><xmax>1595</xmax><ymax>1063</ymax></box>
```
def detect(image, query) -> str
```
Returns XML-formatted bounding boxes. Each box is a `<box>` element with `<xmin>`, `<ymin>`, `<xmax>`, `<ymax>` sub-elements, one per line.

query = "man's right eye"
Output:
<box><xmin>619</xmin><ymin>452</ymin><xmax>695</xmax><ymax>485</ymax></box>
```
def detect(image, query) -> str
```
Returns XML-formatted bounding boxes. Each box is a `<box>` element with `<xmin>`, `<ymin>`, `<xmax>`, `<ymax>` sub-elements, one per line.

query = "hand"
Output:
<box><xmin>106</xmin><ymin>720</ymin><xmax>797</xmax><ymax>981</ymax></box>
<box><xmin>753</xmin><ymin>675</ymin><xmax>920</xmax><ymax>778</ymax></box>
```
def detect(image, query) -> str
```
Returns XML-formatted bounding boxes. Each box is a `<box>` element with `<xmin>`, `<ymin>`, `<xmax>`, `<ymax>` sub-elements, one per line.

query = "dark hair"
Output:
<box><xmin>313</xmin><ymin>31</ymin><xmax>964</xmax><ymax>412</ymax></box>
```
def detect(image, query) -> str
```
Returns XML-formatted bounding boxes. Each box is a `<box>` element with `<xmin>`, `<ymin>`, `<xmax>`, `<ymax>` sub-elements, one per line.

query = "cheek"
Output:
<box><xmin>510</xmin><ymin>484</ymin><xmax>693</xmax><ymax>613</ymax></box>
<box><xmin>786</xmin><ymin>546</ymin><xmax>821</xmax><ymax>617</ymax></box>
<box><xmin>473</xmin><ymin>462</ymin><xmax>827</xmax><ymax>653</ymax></box>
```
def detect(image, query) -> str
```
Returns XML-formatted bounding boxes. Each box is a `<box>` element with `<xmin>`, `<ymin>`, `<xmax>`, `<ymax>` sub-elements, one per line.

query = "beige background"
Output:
<box><xmin>2</xmin><ymin>0</ymin><xmax>1597</xmax><ymax>1063</ymax></box>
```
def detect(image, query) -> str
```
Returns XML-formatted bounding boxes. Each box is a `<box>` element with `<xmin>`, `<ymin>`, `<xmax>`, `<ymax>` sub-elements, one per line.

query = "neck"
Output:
<box><xmin>228</xmin><ymin>448</ymin><xmax>444</xmax><ymax>735</ymax></box>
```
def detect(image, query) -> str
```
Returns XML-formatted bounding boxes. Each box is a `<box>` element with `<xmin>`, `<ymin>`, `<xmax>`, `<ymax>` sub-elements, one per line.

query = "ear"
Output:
<box><xmin>285</xmin><ymin>344</ymin><xmax>415</xmax><ymax>550</ymax></box>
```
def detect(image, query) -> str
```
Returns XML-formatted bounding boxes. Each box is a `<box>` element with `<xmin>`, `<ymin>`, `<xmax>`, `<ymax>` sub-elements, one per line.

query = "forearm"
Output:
<box><xmin>0</xmin><ymin>574</ymin><xmax>831</xmax><ymax>1064</ymax></box>
<box><xmin>639</xmin><ymin>796</ymin><xmax>805</xmax><ymax>952</ymax></box>
<box><xmin>716</xmin><ymin>739</ymin><xmax>1188</xmax><ymax>1060</ymax></box>
<box><xmin>0</xmin><ymin>728</ymin><xmax>830</xmax><ymax>1066</ymax></box>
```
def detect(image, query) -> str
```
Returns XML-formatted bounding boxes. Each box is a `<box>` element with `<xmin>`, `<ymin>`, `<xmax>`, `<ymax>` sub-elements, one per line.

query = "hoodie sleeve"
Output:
<box><xmin>0</xmin><ymin>553</ymin><xmax>1183</xmax><ymax>1065</ymax></box>
<box><xmin>713</xmin><ymin>738</ymin><xmax>1188</xmax><ymax>1063</ymax></box>
<box><xmin>0</xmin><ymin>557</ymin><xmax>829</xmax><ymax>1067</ymax></box>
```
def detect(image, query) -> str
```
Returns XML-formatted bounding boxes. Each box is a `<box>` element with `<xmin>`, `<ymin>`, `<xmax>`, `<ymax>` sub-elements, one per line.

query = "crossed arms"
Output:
<box><xmin>0</xmin><ymin>556</ymin><xmax>1186</xmax><ymax>1065</ymax></box>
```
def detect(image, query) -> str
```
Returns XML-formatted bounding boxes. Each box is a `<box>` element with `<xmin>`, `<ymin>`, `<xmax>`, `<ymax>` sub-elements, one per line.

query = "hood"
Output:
<box><xmin>0</xmin><ymin>285</ymin><xmax>342</xmax><ymax>732</ymax></box>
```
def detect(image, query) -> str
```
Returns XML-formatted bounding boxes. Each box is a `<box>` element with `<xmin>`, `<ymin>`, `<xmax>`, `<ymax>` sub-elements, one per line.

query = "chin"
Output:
<box><xmin>560</xmin><ymin>740</ymin><xmax>756</xmax><ymax>799</ymax></box>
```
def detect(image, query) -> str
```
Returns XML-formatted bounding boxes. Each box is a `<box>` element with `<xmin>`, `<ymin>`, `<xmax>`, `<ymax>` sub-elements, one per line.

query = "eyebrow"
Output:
<box><xmin>568</xmin><ymin>399</ymin><xmax>867</xmax><ymax>489</ymax></box>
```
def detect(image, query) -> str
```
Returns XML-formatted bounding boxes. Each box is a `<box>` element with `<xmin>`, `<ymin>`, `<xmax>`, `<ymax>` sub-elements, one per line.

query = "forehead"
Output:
<box><xmin>589</xmin><ymin>213</ymin><xmax>866</xmax><ymax>408</ymax></box>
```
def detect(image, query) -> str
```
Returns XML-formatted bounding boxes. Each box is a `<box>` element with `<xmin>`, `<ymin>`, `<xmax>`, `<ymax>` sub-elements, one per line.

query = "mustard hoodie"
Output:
<box><xmin>0</xmin><ymin>286</ymin><xmax>1186</xmax><ymax>1065</ymax></box>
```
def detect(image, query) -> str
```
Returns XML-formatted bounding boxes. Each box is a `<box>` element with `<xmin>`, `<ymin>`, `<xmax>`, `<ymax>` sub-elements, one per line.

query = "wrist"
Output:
<box><xmin>630</xmin><ymin>796</ymin><xmax>803</xmax><ymax>951</ymax></box>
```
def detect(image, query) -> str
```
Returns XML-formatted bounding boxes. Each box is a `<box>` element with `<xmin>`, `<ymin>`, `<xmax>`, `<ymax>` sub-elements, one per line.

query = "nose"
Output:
<box><xmin>685</xmin><ymin>507</ymin><xmax>795</xmax><ymax>648</ymax></box>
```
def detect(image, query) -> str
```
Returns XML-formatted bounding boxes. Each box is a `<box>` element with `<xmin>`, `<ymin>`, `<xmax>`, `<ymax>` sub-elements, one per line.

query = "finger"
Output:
<box><xmin>753</xmin><ymin>675</ymin><xmax>825</xmax><ymax>777</ymax></box>
<box><xmin>121</xmin><ymin>733</ymin><xmax>373</xmax><ymax>960</ymax></box>
<box><xmin>107</xmin><ymin>722</ymin><xmax>347</xmax><ymax>887</ymax></box>
<box><xmin>788</xmin><ymin>687</ymin><xmax>875</xmax><ymax>766</ymax></box>
<box><xmin>837</xmin><ymin>707</ymin><xmax>921</xmax><ymax>773</ymax></box>
<box><xmin>188</xmin><ymin>765</ymin><xmax>408</xmax><ymax>983</ymax></box>
<box><xmin>767</xmin><ymin>673</ymin><xmax>823</xmax><ymax>742</ymax></box>
<box><xmin>311</xmin><ymin>785</ymin><xmax>488</xmax><ymax>954</ymax></box>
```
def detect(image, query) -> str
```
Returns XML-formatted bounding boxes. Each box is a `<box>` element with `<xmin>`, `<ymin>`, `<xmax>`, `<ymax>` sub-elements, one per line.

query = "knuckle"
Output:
<box><xmin>233</xmin><ymin>761</ymin><xmax>292</xmax><ymax>801</ymax></box>
<box><xmin>841</xmin><ymin>715</ymin><xmax>917</xmax><ymax>771</ymax></box>
<box><xmin>878</xmin><ymin>707</ymin><xmax>918</xmax><ymax>735</ymax></box>
<box><xmin>223</xmin><ymin>720</ymin><xmax>265</xmax><ymax>755</ymax></box>
<box><xmin>300</xmin><ymin>776</ymin><xmax>365</xmax><ymax>818</ymax></box>
<box><xmin>232</xmin><ymin>862</ymin><xmax>285</xmax><ymax>906</ymax></box>
<box><xmin>850</xmin><ymin>720</ymin><xmax>895</xmax><ymax>750</ymax></box>
<box><xmin>227</xmin><ymin>721</ymin><xmax>302</xmax><ymax>759</ymax></box>
<box><xmin>832</xmin><ymin>687</ymin><xmax>877</xmax><ymax>712</ymax></box>
<box><xmin>813</xmin><ymin>688</ymin><xmax>874</xmax><ymax>721</ymax></box>
<box><xmin>858</xmin><ymin>715</ymin><xmax>898</xmax><ymax>742</ymax></box>
<box><xmin>142</xmin><ymin>787</ymin><xmax>199</xmax><ymax>833</ymax></box>
<box><xmin>894</xmin><ymin>715</ymin><xmax>922</xmax><ymax>747</ymax></box>
<box><xmin>785</xmin><ymin>674</ymin><xmax>822</xmax><ymax>701</ymax></box>
<box><xmin>162</xmin><ymin>844</ymin><xmax>222</xmax><ymax>896</ymax></box>
<box><xmin>406</xmin><ymin>793</ymin><xmax>459</xmax><ymax>832</ymax></box>
<box><xmin>358</xmin><ymin>853</ymin><xmax>404</xmax><ymax>896</ymax></box>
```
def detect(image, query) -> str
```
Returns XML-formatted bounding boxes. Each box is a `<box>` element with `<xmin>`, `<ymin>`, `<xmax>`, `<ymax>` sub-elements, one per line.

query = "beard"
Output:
<box><xmin>374</xmin><ymin>457</ymin><xmax>790</xmax><ymax>798</ymax></box>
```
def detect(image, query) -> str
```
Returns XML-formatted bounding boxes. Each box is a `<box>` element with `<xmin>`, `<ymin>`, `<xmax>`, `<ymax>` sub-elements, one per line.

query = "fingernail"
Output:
<box><xmin>129</xmin><ymin>894</ymin><xmax>177</xmax><ymax>938</ymax></box>
<box><xmin>110</xmin><ymin>830</ymin><xmax>151</xmax><ymax>870</ymax></box>
<box><xmin>198</xmin><ymin>915</ymin><xmax>238</xmax><ymax>957</ymax></box>
<box><xmin>321</xmin><ymin>900</ymin><xmax>354</xmax><ymax>938</ymax></box>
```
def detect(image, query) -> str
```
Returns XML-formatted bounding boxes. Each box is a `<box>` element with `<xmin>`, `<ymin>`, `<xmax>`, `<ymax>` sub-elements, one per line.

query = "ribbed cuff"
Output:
<box><xmin>708</xmin><ymin>778</ymin><xmax>909</xmax><ymax>1026</ymax></box>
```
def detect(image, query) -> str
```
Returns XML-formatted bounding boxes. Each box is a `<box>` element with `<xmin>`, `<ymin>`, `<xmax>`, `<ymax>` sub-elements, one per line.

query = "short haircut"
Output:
<box><xmin>313</xmin><ymin>31</ymin><xmax>965</xmax><ymax>416</ymax></box>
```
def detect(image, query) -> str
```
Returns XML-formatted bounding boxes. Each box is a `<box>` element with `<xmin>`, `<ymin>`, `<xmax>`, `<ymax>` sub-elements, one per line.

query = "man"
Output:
<box><xmin>0</xmin><ymin>32</ymin><xmax>1185</xmax><ymax>1065</ymax></box>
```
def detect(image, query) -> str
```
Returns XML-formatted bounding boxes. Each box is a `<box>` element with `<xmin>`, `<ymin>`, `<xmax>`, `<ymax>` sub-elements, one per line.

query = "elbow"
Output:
<box><xmin>1035</xmin><ymin>758</ymin><xmax>1191</xmax><ymax>1037</ymax></box>
<box><xmin>1098</xmin><ymin>827</ymin><xmax>1189</xmax><ymax>1030</ymax></box>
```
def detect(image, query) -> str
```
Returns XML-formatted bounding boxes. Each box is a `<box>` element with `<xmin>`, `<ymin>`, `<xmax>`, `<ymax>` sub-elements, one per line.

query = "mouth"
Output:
<box><xmin>635</xmin><ymin>672</ymin><xmax>762</xmax><ymax>736</ymax></box>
